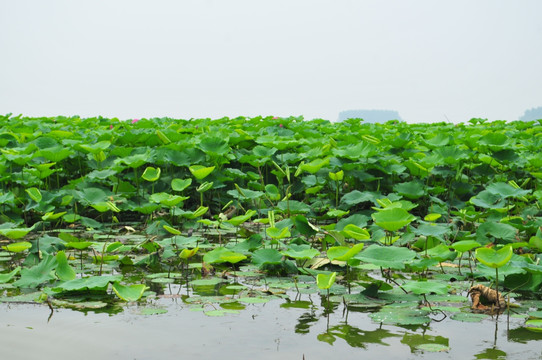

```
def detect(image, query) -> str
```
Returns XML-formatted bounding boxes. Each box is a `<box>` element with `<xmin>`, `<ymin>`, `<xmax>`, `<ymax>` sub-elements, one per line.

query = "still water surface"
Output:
<box><xmin>1</xmin><ymin>290</ymin><xmax>541</xmax><ymax>360</ymax></box>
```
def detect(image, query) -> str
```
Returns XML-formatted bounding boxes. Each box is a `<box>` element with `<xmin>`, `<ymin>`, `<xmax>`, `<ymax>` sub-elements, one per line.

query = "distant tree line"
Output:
<box><xmin>520</xmin><ymin>106</ymin><xmax>542</xmax><ymax>121</ymax></box>
<box><xmin>337</xmin><ymin>109</ymin><xmax>402</xmax><ymax>123</ymax></box>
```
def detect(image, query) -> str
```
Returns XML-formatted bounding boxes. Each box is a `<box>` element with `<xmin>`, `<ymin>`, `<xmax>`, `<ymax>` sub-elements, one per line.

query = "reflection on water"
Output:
<box><xmin>1</xmin><ymin>286</ymin><xmax>542</xmax><ymax>360</ymax></box>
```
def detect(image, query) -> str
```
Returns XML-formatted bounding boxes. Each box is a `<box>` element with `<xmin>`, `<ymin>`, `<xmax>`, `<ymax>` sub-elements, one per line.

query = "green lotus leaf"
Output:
<box><xmin>393</xmin><ymin>181</ymin><xmax>425</xmax><ymax>199</ymax></box>
<box><xmin>55</xmin><ymin>250</ymin><xmax>76</xmax><ymax>281</ymax></box>
<box><xmin>475</xmin><ymin>245</ymin><xmax>513</xmax><ymax>268</ymax></box>
<box><xmin>141</xmin><ymin>166</ymin><xmax>161</xmax><ymax>182</ymax></box>
<box><xmin>281</xmin><ymin>244</ymin><xmax>320</xmax><ymax>261</ymax></box>
<box><xmin>42</xmin><ymin>211</ymin><xmax>67</xmax><ymax>221</ymax></box>
<box><xmin>451</xmin><ymin>240</ymin><xmax>481</xmax><ymax>253</ymax></box>
<box><xmin>371</xmin><ymin>208</ymin><xmax>416</xmax><ymax>232</ymax></box>
<box><xmin>25</xmin><ymin>187</ymin><xmax>42</xmax><ymax>203</ymax></box>
<box><xmin>117</xmin><ymin>152</ymin><xmax>149</xmax><ymax>168</ymax></box>
<box><xmin>197</xmin><ymin>136</ymin><xmax>230</xmax><ymax>156</ymax></box>
<box><xmin>189</xmin><ymin>165</ymin><xmax>215</xmax><ymax>180</ymax></box>
<box><xmin>402</xmin><ymin>280</ymin><xmax>449</xmax><ymax>295</ymax></box>
<box><xmin>188</xmin><ymin>206</ymin><xmax>208</xmax><ymax>219</ymax></box>
<box><xmin>415</xmin><ymin>223</ymin><xmax>450</xmax><ymax>238</ymax></box>
<box><xmin>266</xmin><ymin>226</ymin><xmax>291</xmax><ymax>239</ymax></box>
<box><xmin>112</xmin><ymin>282</ymin><xmax>147</xmax><ymax>302</ymax></box>
<box><xmin>252</xmin><ymin>248</ymin><xmax>284</xmax><ymax>267</ymax></box>
<box><xmin>276</xmin><ymin>200</ymin><xmax>311</xmax><ymax>214</ymax></box>
<box><xmin>0</xmin><ymin>267</ymin><xmax>20</xmax><ymax>283</ymax></box>
<box><xmin>0</xmin><ymin>227</ymin><xmax>34</xmax><ymax>240</ymax></box>
<box><xmin>525</xmin><ymin>319</ymin><xmax>542</xmax><ymax>332</ymax></box>
<box><xmin>329</xmin><ymin>170</ymin><xmax>344</xmax><ymax>181</ymax></box>
<box><xmin>342</xmin><ymin>224</ymin><xmax>370</xmax><ymax>240</ymax></box>
<box><xmin>317</xmin><ymin>272</ymin><xmax>337</xmax><ymax>290</ymax></box>
<box><xmin>196</xmin><ymin>181</ymin><xmax>213</xmax><ymax>193</ymax></box>
<box><xmin>179</xmin><ymin>247</ymin><xmax>199</xmax><ymax>260</ymax></box>
<box><xmin>203</xmin><ymin>247</ymin><xmax>247</xmax><ymax>265</ymax></box>
<box><xmin>469</xmin><ymin>190</ymin><xmax>507</xmax><ymax>209</ymax></box>
<box><xmin>369</xmin><ymin>306</ymin><xmax>430</xmax><ymax>326</ymax></box>
<box><xmin>150</xmin><ymin>193</ymin><xmax>187</xmax><ymax>207</ymax></box>
<box><xmin>354</xmin><ymin>244</ymin><xmax>416</xmax><ymax>269</ymax></box>
<box><xmin>54</xmin><ymin>275</ymin><xmax>122</xmax><ymax>292</ymax></box>
<box><xmin>171</xmin><ymin>178</ymin><xmax>192</xmax><ymax>192</ymax></box>
<box><xmin>65</xmin><ymin>241</ymin><xmax>94</xmax><ymax>250</ymax></box>
<box><xmin>265</xmin><ymin>184</ymin><xmax>281</xmax><ymax>201</ymax></box>
<box><xmin>163</xmin><ymin>225</ymin><xmax>181</xmax><ymax>235</ymax></box>
<box><xmin>78</xmin><ymin>140</ymin><xmax>111</xmax><ymax>154</ymax></box>
<box><xmin>227</xmin><ymin>210</ymin><xmax>257</xmax><ymax>227</ymax></box>
<box><xmin>425</xmin><ymin>244</ymin><xmax>457</xmax><ymax>262</ymax></box>
<box><xmin>485</xmin><ymin>182</ymin><xmax>531</xmax><ymax>199</ymax></box>
<box><xmin>327</xmin><ymin>243</ymin><xmax>364</xmax><ymax>262</ymax></box>
<box><xmin>2</xmin><ymin>241</ymin><xmax>32</xmax><ymax>253</ymax></box>
<box><xmin>292</xmin><ymin>215</ymin><xmax>318</xmax><ymax>237</ymax></box>
<box><xmin>300</xmin><ymin>157</ymin><xmax>330</xmax><ymax>174</ymax></box>
<box><xmin>13</xmin><ymin>255</ymin><xmax>57</xmax><ymax>288</ymax></box>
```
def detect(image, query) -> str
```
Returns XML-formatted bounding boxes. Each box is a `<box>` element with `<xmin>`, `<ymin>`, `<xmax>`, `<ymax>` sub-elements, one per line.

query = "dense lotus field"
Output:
<box><xmin>1</xmin><ymin>114</ymin><xmax>542</xmax><ymax>336</ymax></box>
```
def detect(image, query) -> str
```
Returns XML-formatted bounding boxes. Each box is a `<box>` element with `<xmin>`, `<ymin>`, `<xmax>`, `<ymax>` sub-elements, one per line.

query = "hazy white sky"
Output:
<box><xmin>1</xmin><ymin>0</ymin><xmax>541</xmax><ymax>123</ymax></box>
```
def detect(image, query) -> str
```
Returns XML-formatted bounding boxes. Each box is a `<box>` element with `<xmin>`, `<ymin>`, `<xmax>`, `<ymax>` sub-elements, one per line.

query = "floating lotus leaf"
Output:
<box><xmin>450</xmin><ymin>312</ymin><xmax>490</xmax><ymax>322</ymax></box>
<box><xmin>371</xmin><ymin>208</ymin><xmax>415</xmax><ymax>232</ymax></box>
<box><xmin>54</xmin><ymin>275</ymin><xmax>122</xmax><ymax>292</ymax></box>
<box><xmin>403</xmin><ymin>280</ymin><xmax>449</xmax><ymax>295</ymax></box>
<box><xmin>369</xmin><ymin>306</ymin><xmax>430</xmax><ymax>325</ymax></box>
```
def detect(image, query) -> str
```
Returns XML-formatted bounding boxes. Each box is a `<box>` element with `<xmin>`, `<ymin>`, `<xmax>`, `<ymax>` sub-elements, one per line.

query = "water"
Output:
<box><xmin>2</xmin><ymin>289</ymin><xmax>541</xmax><ymax>360</ymax></box>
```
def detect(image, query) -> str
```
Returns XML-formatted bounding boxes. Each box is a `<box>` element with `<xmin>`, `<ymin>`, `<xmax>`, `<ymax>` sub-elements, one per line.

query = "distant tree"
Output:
<box><xmin>337</xmin><ymin>109</ymin><xmax>402</xmax><ymax>123</ymax></box>
<box><xmin>520</xmin><ymin>106</ymin><xmax>542</xmax><ymax>121</ymax></box>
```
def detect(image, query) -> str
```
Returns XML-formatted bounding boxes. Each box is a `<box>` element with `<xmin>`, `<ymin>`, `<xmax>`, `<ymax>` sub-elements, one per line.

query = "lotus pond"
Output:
<box><xmin>1</xmin><ymin>114</ymin><xmax>542</xmax><ymax>358</ymax></box>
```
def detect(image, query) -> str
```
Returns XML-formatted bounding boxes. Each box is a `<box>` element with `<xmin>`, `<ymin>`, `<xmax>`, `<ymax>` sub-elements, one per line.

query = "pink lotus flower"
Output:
<box><xmin>132</xmin><ymin>118</ymin><xmax>140</xmax><ymax>124</ymax></box>
<box><xmin>279</xmin><ymin>124</ymin><xmax>283</xmax><ymax>128</ymax></box>
<box><xmin>110</xmin><ymin>125</ymin><xmax>114</xmax><ymax>129</ymax></box>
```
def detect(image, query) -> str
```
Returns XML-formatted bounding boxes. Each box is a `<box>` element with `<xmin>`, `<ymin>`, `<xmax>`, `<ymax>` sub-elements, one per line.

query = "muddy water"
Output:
<box><xmin>1</xmin><ymin>294</ymin><xmax>541</xmax><ymax>360</ymax></box>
